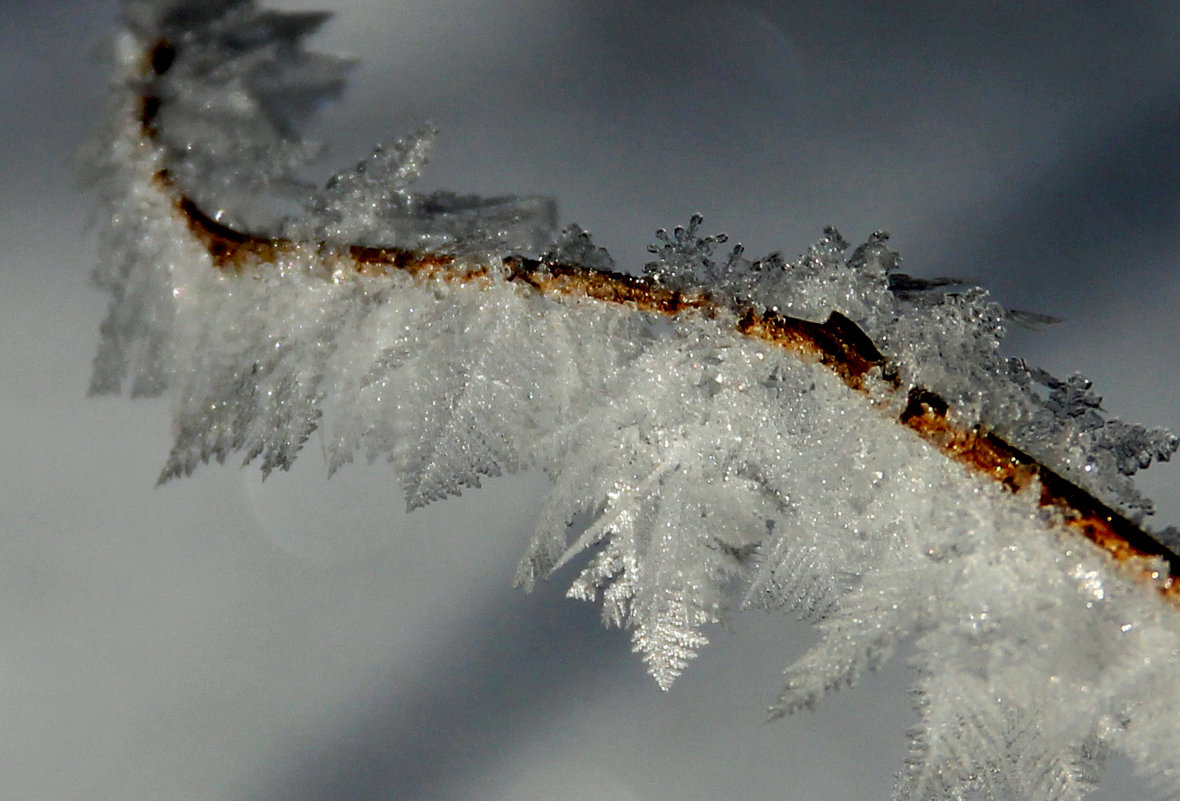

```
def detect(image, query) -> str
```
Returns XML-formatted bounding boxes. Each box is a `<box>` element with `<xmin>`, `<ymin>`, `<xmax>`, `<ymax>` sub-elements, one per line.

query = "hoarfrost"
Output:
<box><xmin>87</xmin><ymin>2</ymin><xmax>1180</xmax><ymax>800</ymax></box>
<box><xmin>121</xmin><ymin>0</ymin><xmax>349</xmax><ymax>232</ymax></box>
<box><xmin>294</xmin><ymin>127</ymin><xmax>558</xmax><ymax>255</ymax></box>
<box><xmin>544</xmin><ymin>223</ymin><xmax>616</xmax><ymax>272</ymax></box>
<box><xmin>643</xmin><ymin>212</ymin><xmax>730</xmax><ymax>287</ymax></box>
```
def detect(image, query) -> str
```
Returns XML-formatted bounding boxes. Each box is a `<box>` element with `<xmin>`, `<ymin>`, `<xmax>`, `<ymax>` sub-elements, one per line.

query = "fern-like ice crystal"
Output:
<box><xmin>87</xmin><ymin>3</ymin><xmax>1180</xmax><ymax>799</ymax></box>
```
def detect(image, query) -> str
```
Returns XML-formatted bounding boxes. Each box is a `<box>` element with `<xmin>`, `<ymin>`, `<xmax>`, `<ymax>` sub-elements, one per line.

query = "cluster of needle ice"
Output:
<box><xmin>88</xmin><ymin>2</ymin><xmax>1180</xmax><ymax>800</ymax></box>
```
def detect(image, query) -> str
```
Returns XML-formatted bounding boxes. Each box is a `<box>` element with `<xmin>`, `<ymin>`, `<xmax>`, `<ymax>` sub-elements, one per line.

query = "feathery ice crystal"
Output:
<box><xmin>89</xmin><ymin>2</ymin><xmax>1180</xmax><ymax>799</ymax></box>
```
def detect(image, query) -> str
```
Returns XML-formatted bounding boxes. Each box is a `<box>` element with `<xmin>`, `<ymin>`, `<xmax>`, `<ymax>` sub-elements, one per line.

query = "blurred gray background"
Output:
<box><xmin>2</xmin><ymin>1</ymin><xmax>1178</xmax><ymax>799</ymax></box>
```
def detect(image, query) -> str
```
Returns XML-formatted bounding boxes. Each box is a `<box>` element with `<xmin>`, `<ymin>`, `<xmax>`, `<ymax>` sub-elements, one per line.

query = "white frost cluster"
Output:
<box><xmin>649</xmin><ymin>222</ymin><xmax>1176</xmax><ymax>521</ymax></box>
<box><xmin>291</xmin><ymin>127</ymin><xmax>557</xmax><ymax>254</ymax></box>
<box><xmin>88</xmin><ymin>2</ymin><xmax>1180</xmax><ymax>800</ymax></box>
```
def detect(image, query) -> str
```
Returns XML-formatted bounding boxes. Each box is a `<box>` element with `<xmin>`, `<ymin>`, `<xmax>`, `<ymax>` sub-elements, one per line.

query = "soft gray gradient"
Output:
<box><xmin>2</xmin><ymin>1</ymin><xmax>1178</xmax><ymax>799</ymax></box>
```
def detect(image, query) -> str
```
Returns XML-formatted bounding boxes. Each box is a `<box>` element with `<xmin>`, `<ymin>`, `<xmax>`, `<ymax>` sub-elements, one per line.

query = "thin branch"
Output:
<box><xmin>137</xmin><ymin>35</ymin><xmax>1180</xmax><ymax>596</ymax></box>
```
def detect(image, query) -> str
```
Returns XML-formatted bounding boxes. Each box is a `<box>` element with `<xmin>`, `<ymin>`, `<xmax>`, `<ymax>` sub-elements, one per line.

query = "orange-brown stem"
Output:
<box><xmin>138</xmin><ymin>38</ymin><xmax>1180</xmax><ymax>596</ymax></box>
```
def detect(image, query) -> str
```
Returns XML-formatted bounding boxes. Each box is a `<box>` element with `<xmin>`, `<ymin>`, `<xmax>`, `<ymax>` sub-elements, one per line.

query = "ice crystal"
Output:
<box><xmin>298</xmin><ymin>125</ymin><xmax>440</xmax><ymax>244</ymax></box>
<box><xmin>121</xmin><ymin>0</ymin><xmax>349</xmax><ymax>232</ymax></box>
<box><xmin>543</xmin><ymin>223</ymin><xmax>616</xmax><ymax>272</ymax></box>
<box><xmin>643</xmin><ymin>212</ymin><xmax>731</xmax><ymax>287</ymax></box>
<box><xmin>294</xmin><ymin>126</ymin><xmax>557</xmax><ymax>254</ymax></box>
<box><xmin>87</xmin><ymin>2</ymin><xmax>1180</xmax><ymax>800</ymax></box>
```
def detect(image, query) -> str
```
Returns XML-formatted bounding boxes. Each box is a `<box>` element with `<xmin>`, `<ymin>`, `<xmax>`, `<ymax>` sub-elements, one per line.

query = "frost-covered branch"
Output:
<box><xmin>89</xmin><ymin>2</ymin><xmax>1180</xmax><ymax>800</ymax></box>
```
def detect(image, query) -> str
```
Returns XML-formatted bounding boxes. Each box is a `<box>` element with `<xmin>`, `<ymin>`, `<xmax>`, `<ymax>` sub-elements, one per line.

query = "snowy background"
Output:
<box><xmin>3</xmin><ymin>1</ymin><xmax>1180</xmax><ymax>799</ymax></box>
